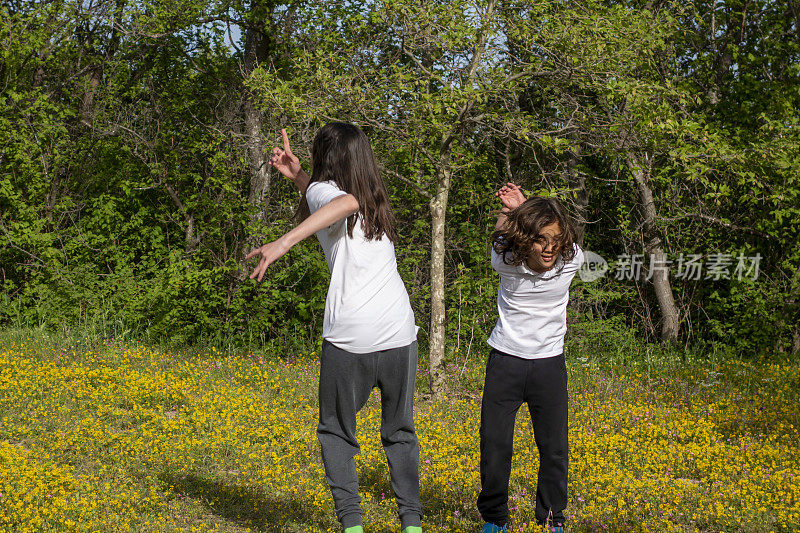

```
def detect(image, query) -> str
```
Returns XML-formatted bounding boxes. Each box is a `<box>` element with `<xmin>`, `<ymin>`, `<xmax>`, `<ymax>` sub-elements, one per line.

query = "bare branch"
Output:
<box><xmin>380</xmin><ymin>165</ymin><xmax>433</xmax><ymax>199</ymax></box>
<box><xmin>661</xmin><ymin>212</ymin><xmax>778</xmax><ymax>241</ymax></box>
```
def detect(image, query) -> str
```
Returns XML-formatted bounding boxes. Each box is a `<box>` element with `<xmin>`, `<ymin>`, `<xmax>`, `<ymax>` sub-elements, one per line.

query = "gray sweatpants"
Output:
<box><xmin>317</xmin><ymin>340</ymin><xmax>422</xmax><ymax>529</ymax></box>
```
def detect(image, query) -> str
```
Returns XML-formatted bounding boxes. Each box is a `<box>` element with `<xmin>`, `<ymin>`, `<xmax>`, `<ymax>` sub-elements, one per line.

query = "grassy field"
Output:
<box><xmin>0</xmin><ymin>329</ymin><xmax>798</xmax><ymax>532</ymax></box>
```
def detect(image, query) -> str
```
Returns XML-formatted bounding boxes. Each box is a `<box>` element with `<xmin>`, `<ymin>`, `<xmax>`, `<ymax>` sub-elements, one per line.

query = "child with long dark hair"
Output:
<box><xmin>478</xmin><ymin>183</ymin><xmax>584</xmax><ymax>533</ymax></box>
<box><xmin>248</xmin><ymin>123</ymin><xmax>422</xmax><ymax>533</ymax></box>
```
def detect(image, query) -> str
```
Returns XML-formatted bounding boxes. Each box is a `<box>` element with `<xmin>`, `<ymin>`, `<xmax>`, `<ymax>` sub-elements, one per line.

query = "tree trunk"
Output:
<box><xmin>428</xmin><ymin>151</ymin><xmax>451</xmax><ymax>394</ymax></box>
<box><xmin>243</xmin><ymin>27</ymin><xmax>271</xmax><ymax>229</ymax></box>
<box><xmin>425</xmin><ymin>1</ymin><xmax>494</xmax><ymax>394</ymax></box>
<box><xmin>185</xmin><ymin>214</ymin><xmax>196</xmax><ymax>253</ymax></box>
<box><xmin>80</xmin><ymin>70</ymin><xmax>101</xmax><ymax>124</ymax></box>
<box><xmin>627</xmin><ymin>153</ymin><xmax>680</xmax><ymax>342</ymax></box>
<box><xmin>244</xmin><ymin>98</ymin><xmax>270</xmax><ymax>221</ymax></box>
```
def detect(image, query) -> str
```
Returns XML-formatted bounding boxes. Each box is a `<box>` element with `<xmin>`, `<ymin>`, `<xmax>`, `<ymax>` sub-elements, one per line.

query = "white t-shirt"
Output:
<box><xmin>487</xmin><ymin>243</ymin><xmax>584</xmax><ymax>359</ymax></box>
<box><xmin>305</xmin><ymin>180</ymin><xmax>418</xmax><ymax>353</ymax></box>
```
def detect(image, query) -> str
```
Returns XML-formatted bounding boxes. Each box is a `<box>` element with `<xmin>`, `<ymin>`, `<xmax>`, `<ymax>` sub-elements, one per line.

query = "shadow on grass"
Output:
<box><xmin>159</xmin><ymin>472</ymin><xmax>331</xmax><ymax>532</ymax></box>
<box><xmin>358</xmin><ymin>458</ymin><xmax>481</xmax><ymax>531</ymax></box>
<box><xmin>357</xmin><ymin>459</ymin><xmax>393</xmax><ymax>498</ymax></box>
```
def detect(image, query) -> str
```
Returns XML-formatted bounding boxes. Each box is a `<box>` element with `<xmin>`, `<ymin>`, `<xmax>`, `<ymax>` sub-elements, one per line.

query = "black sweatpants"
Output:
<box><xmin>477</xmin><ymin>348</ymin><xmax>569</xmax><ymax>526</ymax></box>
<box><xmin>317</xmin><ymin>340</ymin><xmax>422</xmax><ymax>530</ymax></box>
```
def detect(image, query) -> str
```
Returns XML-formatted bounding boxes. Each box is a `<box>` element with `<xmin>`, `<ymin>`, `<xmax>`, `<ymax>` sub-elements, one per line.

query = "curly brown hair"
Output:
<box><xmin>492</xmin><ymin>196</ymin><xmax>577</xmax><ymax>270</ymax></box>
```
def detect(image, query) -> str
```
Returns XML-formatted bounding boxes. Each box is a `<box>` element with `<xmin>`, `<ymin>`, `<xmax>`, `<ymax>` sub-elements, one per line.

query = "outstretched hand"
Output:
<box><xmin>246</xmin><ymin>239</ymin><xmax>290</xmax><ymax>282</ymax></box>
<box><xmin>268</xmin><ymin>129</ymin><xmax>302</xmax><ymax>181</ymax></box>
<box><xmin>495</xmin><ymin>182</ymin><xmax>526</xmax><ymax>211</ymax></box>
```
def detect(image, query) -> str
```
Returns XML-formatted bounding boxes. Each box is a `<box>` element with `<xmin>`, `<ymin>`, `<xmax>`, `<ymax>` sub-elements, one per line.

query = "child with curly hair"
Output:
<box><xmin>478</xmin><ymin>183</ymin><xmax>584</xmax><ymax>533</ymax></box>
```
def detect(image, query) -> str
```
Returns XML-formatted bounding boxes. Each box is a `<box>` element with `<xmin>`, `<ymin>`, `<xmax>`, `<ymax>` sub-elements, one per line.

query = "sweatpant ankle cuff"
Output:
<box><xmin>341</xmin><ymin>513</ymin><xmax>362</xmax><ymax>529</ymax></box>
<box><xmin>482</xmin><ymin>517</ymin><xmax>508</xmax><ymax>527</ymax></box>
<box><xmin>400</xmin><ymin>512</ymin><xmax>422</xmax><ymax>528</ymax></box>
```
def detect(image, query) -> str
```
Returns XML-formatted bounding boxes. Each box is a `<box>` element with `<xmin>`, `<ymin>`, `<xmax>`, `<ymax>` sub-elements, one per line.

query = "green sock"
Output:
<box><xmin>401</xmin><ymin>527</ymin><xmax>422</xmax><ymax>533</ymax></box>
<box><xmin>344</xmin><ymin>527</ymin><xmax>363</xmax><ymax>533</ymax></box>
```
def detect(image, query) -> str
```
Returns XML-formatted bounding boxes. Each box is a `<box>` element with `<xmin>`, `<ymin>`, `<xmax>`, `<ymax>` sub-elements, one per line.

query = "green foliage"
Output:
<box><xmin>1</xmin><ymin>0</ymin><xmax>798</xmax><ymax>359</ymax></box>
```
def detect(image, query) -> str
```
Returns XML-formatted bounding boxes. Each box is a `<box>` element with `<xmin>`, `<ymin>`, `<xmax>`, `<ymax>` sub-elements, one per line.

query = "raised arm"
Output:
<box><xmin>269</xmin><ymin>128</ymin><xmax>311</xmax><ymax>192</ymax></box>
<box><xmin>494</xmin><ymin>182</ymin><xmax>526</xmax><ymax>231</ymax></box>
<box><xmin>247</xmin><ymin>193</ymin><xmax>359</xmax><ymax>281</ymax></box>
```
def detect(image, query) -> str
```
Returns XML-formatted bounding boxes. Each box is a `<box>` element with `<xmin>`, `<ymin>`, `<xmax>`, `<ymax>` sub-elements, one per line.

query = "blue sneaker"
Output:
<box><xmin>548</xmin><ymin>523</ymin><xmax>566</xmax><ymax>533</ymax></box>
<box><xmin>481</xmin><ymin>523</ymin><xmax>507</xmax><ymax>533</ymax></box>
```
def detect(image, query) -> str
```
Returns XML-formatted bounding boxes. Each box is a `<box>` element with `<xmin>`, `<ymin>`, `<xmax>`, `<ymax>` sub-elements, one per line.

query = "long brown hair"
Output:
<box><xmin>493</xmin><ymin>196</ymin><xmax>577</xmax><ymax>270</ymax></box>
<box><xmin>298</xmin><ymin>122</ymin><xmax>398</xmax><ymax>242</ymax></box>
